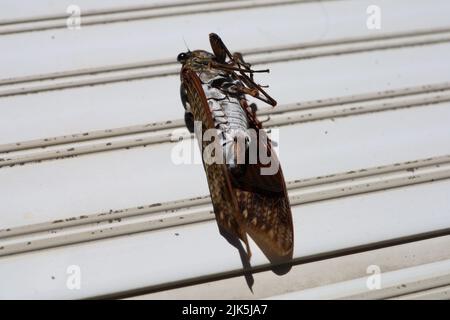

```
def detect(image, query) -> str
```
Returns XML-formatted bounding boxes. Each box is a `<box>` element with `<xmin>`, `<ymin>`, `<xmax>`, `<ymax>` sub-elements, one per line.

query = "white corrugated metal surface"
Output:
<box><xmin>0</xmin><ymin>0</ymin><xmax>449</xmax><ymax>299</ymax></box>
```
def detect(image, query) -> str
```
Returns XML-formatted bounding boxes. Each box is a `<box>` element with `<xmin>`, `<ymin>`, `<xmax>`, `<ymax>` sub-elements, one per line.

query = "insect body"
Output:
<box><xmin>181</xmin><ymin>51</ymin><xmax>251</xmax><ymax>171</ymax></box>
<box><xmin>178</xmin><ymin>34</ymin><xmax>293</xmax><ymax>261</ymax></box>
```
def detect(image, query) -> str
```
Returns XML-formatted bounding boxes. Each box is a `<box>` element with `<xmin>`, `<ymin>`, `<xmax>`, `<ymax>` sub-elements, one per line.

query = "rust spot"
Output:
<box><xmin>149</xmin><ymin>203</ymin><xmax>162</xmax><ymax>208</ymax></box>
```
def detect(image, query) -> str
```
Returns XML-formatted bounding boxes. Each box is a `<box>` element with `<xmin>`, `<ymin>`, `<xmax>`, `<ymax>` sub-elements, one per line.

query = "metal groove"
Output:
<box><xmin>111</xmin><ymin>232</ymin><xmax>450</xmax><ymax>300</ymax></box>
<box><xmin>0</xmin><ymin>154</ymin><xmax>449</xmax><ymax>257</ymax></box>
<box><xmin>1</xmin><ymin>85</ymin><xmax>449</xmax><ymax>168</ymax></box>
<box><xmin>0</xmin><ymin>0</ymin><xmax>235</xmax><ymax>25</ymax></box>
<box><xmin>389</xmin><ymin>284</ymin><xmax>450</xmax><ymax>300</ymax></box>
<box><xmin>2</xmin><ymin>26</ymin><xmax>449</xmax><ymax>87</ymax></box>
<box><xmin>2</xmin><ymin>82</ymin><xmax>448</xmax><ymax>153</ymax></box>
<box><xmin>0</xmin><ymin>0</ymin><xmax>307</xmax><ymax>35</ymax></box>
<box><xmin>2</xmin><ymin>27</ymin><xmax>450</xmax><ymax>97</ymax></box>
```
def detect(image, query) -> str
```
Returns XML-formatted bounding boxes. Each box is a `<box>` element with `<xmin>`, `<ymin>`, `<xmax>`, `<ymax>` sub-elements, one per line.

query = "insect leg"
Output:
<box><xmin>235</xmin><ymin>74</ymin><xmax>277</xmax><ymax>107</ymax></box>
<box><xmin>207</xmin><ymin>35</ymin><xmax>277</xmax><ymax>107</ymax></box>
<box><xmin>233</xmin><ymin>52</ymin><xmax>251</xmax><ymax>69</ymax></box>
<box><xmin>233</xmin><ymin>52</ymin><xmax>254</xmax><ymax>80</ymax></box>
<box><xmin>184</xmin><ymin>112</ymin><xmax>194</xmax><ymax>133</ymax></box>
<box><xmin>180</xmin><ymin>83</ymin><xmax>195</xmax><ymax>133</ymax></box>
<box><xmin>180</xmin><ymin>83</ymin><xmax>190</xmax><ymax>111</ymax></box>
<box><xmin>249</xmin><ymin>102</ymin><xmax>258</xmax><ymax>114</ymax></box>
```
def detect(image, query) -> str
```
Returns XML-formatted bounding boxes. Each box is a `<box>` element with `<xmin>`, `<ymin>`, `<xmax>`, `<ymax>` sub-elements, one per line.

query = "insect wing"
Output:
<box><xmin>233</xmin><ymin>106</ymin><xmax>294</xmax><ymax>260</ymax></box>
<box><xmin>209</xmin><ymin>33</ymin><xmax>230</xmax><ymax>63</ymax></box>
<box><xmin>180</xmin><ymin>68</ymin><xmax>252</xmax><ymax>255</ymax></box>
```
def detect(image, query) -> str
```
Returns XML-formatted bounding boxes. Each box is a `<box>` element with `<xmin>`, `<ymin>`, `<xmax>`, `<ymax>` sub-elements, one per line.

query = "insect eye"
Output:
<box><xmin>177</xmin><ymin>52</ymin><xmax>188</xmax><ymax>63</ymax></box>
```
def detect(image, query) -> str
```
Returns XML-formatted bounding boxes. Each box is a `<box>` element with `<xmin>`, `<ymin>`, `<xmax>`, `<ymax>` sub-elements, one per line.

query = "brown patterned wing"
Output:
<box><xmin>236</xmin><ymin>189</ymin><xmax>293</xmax><ymax>261</ymax></box>
<box><xmin>180</xmin><ymin>67</ymin><xmax>252</xmax><ymax>256</ymax></box>
<box><xmin>233</xmin><ymin>107</ymin><xmax>294</xmax><ymax>261</ymax></box>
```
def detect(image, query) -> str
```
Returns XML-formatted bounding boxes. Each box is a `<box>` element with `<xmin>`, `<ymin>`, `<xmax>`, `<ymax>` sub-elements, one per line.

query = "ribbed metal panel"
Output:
<box><xmin>0</xmin><ymin>0</ymin><xmax>449</xmax><ymax>299</ymax></box>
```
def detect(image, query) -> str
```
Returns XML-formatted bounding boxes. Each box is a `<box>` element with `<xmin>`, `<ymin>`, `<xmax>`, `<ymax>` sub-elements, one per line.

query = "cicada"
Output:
<box><xmin>177</xmin><ymin>33</ymin><xmax>293</xmax><ymax>261</ymax></box>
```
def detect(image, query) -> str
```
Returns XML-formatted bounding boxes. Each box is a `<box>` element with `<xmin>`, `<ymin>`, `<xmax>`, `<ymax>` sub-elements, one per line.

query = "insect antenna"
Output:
<box><xmin>182</xmin><ymin>36</ymin><xmax>191</xmax><ymax>53</ymax></box>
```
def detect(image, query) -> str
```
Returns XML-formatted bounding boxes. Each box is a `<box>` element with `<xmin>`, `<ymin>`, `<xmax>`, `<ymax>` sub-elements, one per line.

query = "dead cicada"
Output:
<box><xmin>177</xmin><ymin>33</ymin><xmax>293</xmax><ymax>261</ymax></box>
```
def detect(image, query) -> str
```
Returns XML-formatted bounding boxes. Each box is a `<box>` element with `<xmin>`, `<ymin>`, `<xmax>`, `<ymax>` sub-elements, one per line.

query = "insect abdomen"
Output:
<box><xmin>203</xmin><ymin>80</ymin><xmax>250</xmax><ymax>169</ymax></box>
